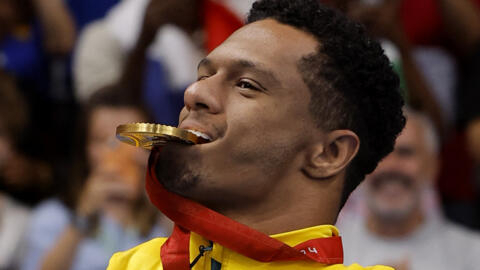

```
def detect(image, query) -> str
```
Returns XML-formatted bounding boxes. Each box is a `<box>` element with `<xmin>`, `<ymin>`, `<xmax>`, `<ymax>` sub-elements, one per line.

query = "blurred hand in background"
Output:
<box><xmin>139</xmin><ymin>0</ymin><xmax>201</xmax><ymax>45</ymax></box>
<box><xmin>32</xmin><ymin>0</ymin><xmax>76</xmax><ymax>55</ymax></box>
<box><xmin>346</xmin><ymin>0</ymin><xmax>404</xmax><ymax>42</ymax></box>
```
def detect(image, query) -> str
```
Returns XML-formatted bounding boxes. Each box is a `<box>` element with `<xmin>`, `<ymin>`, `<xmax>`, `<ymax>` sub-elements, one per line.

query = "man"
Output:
<box><xmin>338</xmin><ymin>109</ymin><xmax>480</xmax><ymax>270</ymax></box>
<box><xmin>107</xmin><ymin>0</ymin><xmax>405</xmax><ymax>269</ymax></box>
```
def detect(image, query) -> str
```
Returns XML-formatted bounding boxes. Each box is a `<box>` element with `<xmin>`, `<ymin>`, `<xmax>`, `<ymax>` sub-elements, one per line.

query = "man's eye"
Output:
<box><xmin>237</xmin><ymin>80</ymin><xmax>260</xmax><ymax>91</ymax></box>
<box><xmin>197</xmin><ymin>75</ymin><xmax>208</xmax><ymax>81</ymax></box>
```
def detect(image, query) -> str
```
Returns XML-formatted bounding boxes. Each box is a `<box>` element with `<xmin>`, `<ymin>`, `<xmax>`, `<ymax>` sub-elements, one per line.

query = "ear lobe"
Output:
<box><xmin>303</xmin><ymin>130</ymin><xmax>360</xmax><ymax>180</ymax></box>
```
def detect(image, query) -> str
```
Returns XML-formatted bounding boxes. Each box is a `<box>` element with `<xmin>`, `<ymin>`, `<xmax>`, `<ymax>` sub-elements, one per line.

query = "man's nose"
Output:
<box><xmin>183</xmin><ymin>78</ymin><xmax>222</xmax><ymax>114</ymax></box>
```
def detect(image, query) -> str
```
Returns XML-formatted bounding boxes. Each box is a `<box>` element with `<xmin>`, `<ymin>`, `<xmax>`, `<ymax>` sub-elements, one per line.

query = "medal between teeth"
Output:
<box><xmin>116</xmin><ymin>123</ymin><xmax>211</xmax><ymax>150</ymax></box>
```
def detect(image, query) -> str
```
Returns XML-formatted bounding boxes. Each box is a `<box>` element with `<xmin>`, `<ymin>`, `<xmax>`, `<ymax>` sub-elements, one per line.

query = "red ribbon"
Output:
<box><xmin>145</xmin><ymin>148</ymin><xmax>343</xmax><ymax>270</ymax></box>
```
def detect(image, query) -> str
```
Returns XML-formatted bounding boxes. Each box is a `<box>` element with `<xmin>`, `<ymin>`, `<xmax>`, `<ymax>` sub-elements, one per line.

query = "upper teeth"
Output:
<box><xmin>187</xmin><ymin>130</ymin><xmax>212</xmax><ymax>141</ymax></box>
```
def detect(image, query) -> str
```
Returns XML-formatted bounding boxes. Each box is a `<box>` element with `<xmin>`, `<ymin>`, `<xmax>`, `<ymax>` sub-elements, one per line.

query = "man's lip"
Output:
<box><xmin>178</xmin><ymin>122</ymin><xmax>215</xmax><ymax>142</ymax></box>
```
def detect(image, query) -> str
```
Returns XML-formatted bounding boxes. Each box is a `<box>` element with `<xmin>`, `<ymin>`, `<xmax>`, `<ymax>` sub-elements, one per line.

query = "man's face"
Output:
<box><xmin>364</xmin><ymin>116</ymin><xmax>436</xmax><ymax>222</ymax></box>
<box><xmin>154</xmin><ymin>19</ymin><xmax>320</xmax><ymax>208</ymax></box>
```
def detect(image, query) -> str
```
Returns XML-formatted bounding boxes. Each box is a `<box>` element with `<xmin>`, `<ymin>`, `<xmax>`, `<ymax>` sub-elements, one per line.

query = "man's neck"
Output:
<box><xmin>366</xmin><ymin>208</ymin><xmax>424</xmax><ymax>238</ymax></box>
<box><xmin>219</xmin><ymin>204</ymin><xmax>334</xmax><ymax>236</ymax></box>
<box><xmin>211</xmin><ymin>178</ymin><xmax>341</xmax><ymax>235</ymax></box>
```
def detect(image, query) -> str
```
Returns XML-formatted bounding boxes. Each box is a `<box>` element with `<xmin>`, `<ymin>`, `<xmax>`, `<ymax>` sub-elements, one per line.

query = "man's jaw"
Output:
<box><xmin>153</xmin><ymin>144</ymin><xmax>202</xmax><ymax>196</ymax></box>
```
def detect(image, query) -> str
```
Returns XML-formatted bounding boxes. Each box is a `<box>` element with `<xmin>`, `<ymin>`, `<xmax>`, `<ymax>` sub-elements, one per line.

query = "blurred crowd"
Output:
<box><xmin>0</xmin><ymin>0</ymin><xmax>480</xmax><ymax>269</ymax></box>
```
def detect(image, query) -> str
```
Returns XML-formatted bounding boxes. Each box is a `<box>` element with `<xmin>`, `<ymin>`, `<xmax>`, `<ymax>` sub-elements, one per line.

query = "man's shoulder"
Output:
<box><xmin>106</xmin><ymin>237</ymin><xmax>394</xmax><ymax>270</ymax></box>
<box><xmin>107</xmin><ymin>237</ymin><xmax>167</xmax><ymax>270</ymax></box>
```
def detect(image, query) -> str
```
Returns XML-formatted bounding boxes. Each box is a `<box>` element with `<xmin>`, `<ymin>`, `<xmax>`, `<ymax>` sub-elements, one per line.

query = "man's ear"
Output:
<box><xmin>303</xmin><ymin>130</ymin><xmax>360</xmax><ymax>179</ymax></box>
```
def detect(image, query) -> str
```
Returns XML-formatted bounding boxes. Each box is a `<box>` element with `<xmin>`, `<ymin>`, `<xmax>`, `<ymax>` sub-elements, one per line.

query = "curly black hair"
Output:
<box><xmin>248</xmin><ymin>0</ymin><xmax>406</xmax><ymax>208</ymax></box>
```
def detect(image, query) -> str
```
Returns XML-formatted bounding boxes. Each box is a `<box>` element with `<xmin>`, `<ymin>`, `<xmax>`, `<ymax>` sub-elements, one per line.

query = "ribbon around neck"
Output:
<box><xmin>145</xmin><ymin>148</ymin><xmax>343</xmax><ymax>270</ymax></box>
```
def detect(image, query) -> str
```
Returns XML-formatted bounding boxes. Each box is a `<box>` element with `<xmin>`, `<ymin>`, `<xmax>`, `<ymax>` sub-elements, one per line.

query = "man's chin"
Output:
<box><xmin>152</xmin><ymin>144</ymin><xmax>201</xmax><ymax>196</ymax></box>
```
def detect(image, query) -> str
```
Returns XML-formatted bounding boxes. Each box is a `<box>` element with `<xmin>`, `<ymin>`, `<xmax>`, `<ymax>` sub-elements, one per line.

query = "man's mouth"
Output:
<box><xmin>178</xmin><ymin>119</ymin><xmax>217</xmax><ymax>144</ymax></box>
<box><xmin>186</xmin><ymin>129</ymin><xmax>213</xmax><ymax>143</ymax></box>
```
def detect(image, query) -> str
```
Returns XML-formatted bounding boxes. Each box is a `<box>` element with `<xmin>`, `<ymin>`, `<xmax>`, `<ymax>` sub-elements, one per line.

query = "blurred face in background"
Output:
<box><xmin>87</xmin><ymin>106</ymin><xmax>149</xmax><ymax>202</ymax></box>
<box><xmin>0</xmin><ymin>0</ymin><xmax>31</xmax><ymax>38</ymax></box>
<box><xmin>364</xmin><ymin>114</ymin><xmax>438</xmax><ymax>222</ymax></box>
<box><xmin>0</xmin><ymin>0</ymin><xmax>15</xmax><ymax>37</ymax></box>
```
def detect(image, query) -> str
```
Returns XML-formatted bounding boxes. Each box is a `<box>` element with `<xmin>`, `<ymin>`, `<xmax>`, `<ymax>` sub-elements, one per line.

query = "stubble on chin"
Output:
<box><xmin>152</xmin><ymin>144</ymin><xmax>201</xmax><ymax>196</ymax></box>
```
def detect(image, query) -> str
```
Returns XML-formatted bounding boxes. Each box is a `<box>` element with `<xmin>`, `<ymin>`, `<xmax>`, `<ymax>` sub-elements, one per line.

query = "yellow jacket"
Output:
<box><xmin>107</xmin><ymin>225</ymin><xmax>392</xmax><ymax>270</ymax></box>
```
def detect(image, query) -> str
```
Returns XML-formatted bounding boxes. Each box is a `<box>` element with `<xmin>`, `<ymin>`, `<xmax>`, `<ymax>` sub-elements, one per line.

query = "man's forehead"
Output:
<box><xmin>211</xmin><ymin>19</ymin><xmax>319</xmax><ymax>64</ymax></box>
<box><xmin>199</xmin><ymin>19</ymin><xmax>316</xmax><ymax>106</ymax></box>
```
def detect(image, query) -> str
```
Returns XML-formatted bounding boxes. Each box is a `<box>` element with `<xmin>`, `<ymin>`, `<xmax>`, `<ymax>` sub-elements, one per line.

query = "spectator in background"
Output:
<box><xmin>20</xmin><ymin>85</ymin><xmax>172</xmax><ymax>270</ymax></box>
<box><xmin>0</xmin><ymin>0</ymin><xmax>76</xmax><ymax>194</ymax></box>
<box><xmin>439</xmin><ymin>48</ymin><xmax>480</xmax><ymax>229</ymax></box>
<box><xmin>30</xmin><ymin>0</ymin><xmax>76</xmax><ymax>56</ymax></box>
<box><xmin>73</xmin><ymin>0</ymin><xmax>253</xmax><ymax>126</ymax></box>
<box><xmin>0</xmin><ymin>0</ymin><xmax>48</xmax><ymax>94</ymax></box>
<box><xmin>64</xmin><ymin>0</ymin><xmax>119</xmax><ymax>33</ymax></box>
<box><xmin>326</xmin><ymin>0</ymin><xmax>450</xmax><ymax>137</ymax></box>
<box><xmin>443</xmin><ymin>0</ymin><xmax>480</xmax><ymax>229</ymax></box>
<box><xmin>31</xmin><ymin>0</ymin><xmax>119</xmax><ymax>102</ymax></box>
<box><xmin>325</xmin><ymin>0</ymin><xmax>480</xmax><ymax>54</ymax></box>
<box><xmin>0</xmin><ymin>71</ymin><xmax>53</xmax><ymax>206</ymax></box>
<box><xmin>0</xmin><ymin>71</ymin><xmax>32</xmax><ymax>270</ymax></box>
<box><xmin>326</xmin><ymin>0</ymin><xmax>480</xmax><ymax>230</ymax></box>
<box><xmin>338</xmin><ymin>108</ymin><xmax>480</xmax><ymax>270</ymax></box>
<box><xmin>326</xmin><ymin>0</ymin><xmax>480</xmax><ymax>133</ymax></box>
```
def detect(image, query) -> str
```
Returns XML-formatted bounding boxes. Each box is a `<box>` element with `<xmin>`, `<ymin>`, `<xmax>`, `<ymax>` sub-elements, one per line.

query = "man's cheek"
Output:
<box><xmin>178</xmin><ymin>107</ymin><xmax>189</xmax><ymax>124</ymax></box>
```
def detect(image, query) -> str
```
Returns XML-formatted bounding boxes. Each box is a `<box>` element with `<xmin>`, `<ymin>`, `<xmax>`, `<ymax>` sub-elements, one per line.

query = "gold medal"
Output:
<box><xmin>116</xmin><ymin>123</ymin><xmax>209</xmax><ymax>150</ymax></box>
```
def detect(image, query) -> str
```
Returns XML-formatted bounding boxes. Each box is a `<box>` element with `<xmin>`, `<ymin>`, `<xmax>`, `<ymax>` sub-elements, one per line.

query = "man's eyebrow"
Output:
<box><xmin>197</xmin><ymin>58</ymin><xmax>212</xmax><ymax>71</ymax></box>
<box><xmin>234</xmin><ymin>59</ymin><xmax>282</xmax><ymax>87</ymax></box>
<box><xmin>232</xmin><ymin>60</ymin><xmax>275</xmax><ymax>78</ymax></box>
<box><xmin>197</xmin><ymin>58</ymin><xmax>281</xmax><ymax>86</ymax></box>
